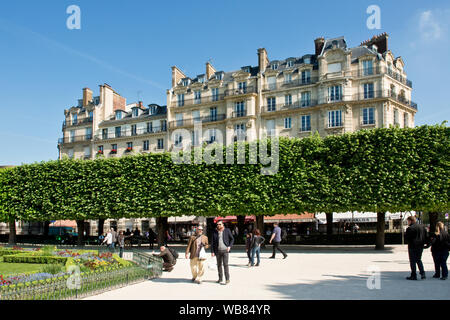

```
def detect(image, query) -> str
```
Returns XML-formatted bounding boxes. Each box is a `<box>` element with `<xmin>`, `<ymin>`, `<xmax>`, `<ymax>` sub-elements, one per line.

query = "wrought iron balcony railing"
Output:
<box><xmin>169</xmin><ymin>114</ymin><xmax>226</xmax><ymax>128</ymax></box>
<box><xmin>172</xmin><ymin>94</ymin><xmax>225</xmax><ymax>107</ymax></box>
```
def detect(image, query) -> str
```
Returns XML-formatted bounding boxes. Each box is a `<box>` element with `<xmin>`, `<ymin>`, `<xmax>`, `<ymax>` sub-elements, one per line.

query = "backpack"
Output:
<box><xmin>168</xmin><ymin>247</ymin><xmax>179</xmax><ymax>260</ymax></box>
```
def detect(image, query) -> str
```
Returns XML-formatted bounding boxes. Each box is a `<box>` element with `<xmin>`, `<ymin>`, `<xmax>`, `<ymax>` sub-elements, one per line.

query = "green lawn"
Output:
<box><xmin>0</xmin><ymin>257</ymin><xmax>47</xmax><ymax>275</ymax></box>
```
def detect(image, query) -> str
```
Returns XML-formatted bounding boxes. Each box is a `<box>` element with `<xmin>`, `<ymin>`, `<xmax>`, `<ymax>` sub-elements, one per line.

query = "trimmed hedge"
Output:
<box><xmin>0</xmin><ymin>125</ymin><xmax>448</xmax><ymax>222</ymax></box>
<box><xmin>2</xmin><ymin>255</ymin><xmax>68</xmax><ymax>265</ymax></box>
<box><xmin>0</xmin><ymin>250</ymin><xmax>23</xmax><ymax>257</ymax></box>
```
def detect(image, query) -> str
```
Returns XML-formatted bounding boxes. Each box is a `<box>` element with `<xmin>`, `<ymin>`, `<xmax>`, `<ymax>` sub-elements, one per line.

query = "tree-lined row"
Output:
<box><xmin>0</xmin><ymin>125</ymin><xmax>448</xmax><ymax>248</ymax></box>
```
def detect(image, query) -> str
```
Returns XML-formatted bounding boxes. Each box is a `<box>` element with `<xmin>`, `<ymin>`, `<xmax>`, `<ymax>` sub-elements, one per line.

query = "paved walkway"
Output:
<box><xmin>85</xmin><ymin>245</ymin><xmax>449</xmax><ymax>300</ymax></box>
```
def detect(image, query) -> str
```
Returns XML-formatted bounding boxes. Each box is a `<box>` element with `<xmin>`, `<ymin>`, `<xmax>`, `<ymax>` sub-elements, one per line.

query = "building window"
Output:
<box><xmin>84</xmin><ymin>146</ymin><xmax>91</xmax><ymax>158</ymax></box>
<box><xmin>301</xmin><ymin>115</ymin><xmax>311</xmax><ymax>132</ymax></box>
<box><xmin>328</xmin><ymin>110</ymin><xmax>343</xmax><ymax>128</ymax></box>
<box><xmin>328</xmin><ymin>85</ymin><xmax>342</xmax><ymax>102</ymax></box>
<box><xmin>301</xmin><ymin>70</ymin><xmax>311</xmax><ymax>84</ymax></box>
<box><xmin>72</xmin><ymin>114</ymin><xmax>78</xmax><ymax>125</ymax></box>
<box><xmin>238</xmin><ymin>81</ymin><xmax>247</xmax><ymax>94</ymax></box>
<box><xmin>68</xmin><ymin>148</ymin><xmax>74</xmax><ymax>159</ymax></box>
<box><xmin>304</xmin><ymin>57</ymin><xmax>311</xmax><ymax>64</ymax></box>
<box><xmin>98</xmin><ymin>145</ymin><xmax>104</xmax><ymax>155</ymax></box>
<box><xmin>301</xmin><ymin>92</ymin><xmax>311</xmax><ymax>107</ymax></box>
<box><xmin>208</xmin><ymin>129</ymin><xmax>217</xmax><ymax>143</ymax></box>
<box><xmin>234</xmin><ymin>124</ymin><xmax>246</xmax><ymax>141</ymax></box>
<box><xmin>143</xmin><ymin>140</ymin><xmax>149</xmax><ymax>151</ymax></box>
<box><xmin>363</xmin><ymin>83</ymin><xmax>374</xmax><ymax>99</ymax></box>
<box><xmin>157</xmin><ymin>139</ymin><xmax>164</xmax><ymax>150</ymax></box>
<box><xmin>115</xmin><ymin>111</ymin><xmax>122</xmax><ymax>120</ymax></box>
<box><xmin>362</xmin><ymin>60</ymin><xmax>373</xmax><ymax>76</ymax></box>
<box><xmin>198</xmin><ymin>76</ymin><xmax>205</xmax><ymax>83</ymax></box>
<box><xmin>177</xmin><ymin>94</ymin><xmax>185</xmax><ymax>107</ymax></box>
<box><xmin>131</xmin><ymin>124</ymin><xmax>137</xmax><ymax>136</ymax></box>
<box><xmin>70</xmin><ymin>130</ymin><xmax>75</xmax><ymax>143</ymax></box>
<box><xmin>235</xmin><ymin>101</ymin><xmax>245</xmax><ymax>117</ymax></box>
<box><xmin>328</xmin><ymin>63</ymin><xmax>341</xmax><ymax>73</ymax></box>
<box><xmin>101</xmin><ymin>129</ymin><xmax>107</xmax><ymax>140</ymax></box>
<box><xmin>287</xmin><ymin>60</ymin><xmax>294</xmax><ymax>68</ymax></box>
<box><xmin>126</xmin><ymin>142</ymin><xmax>133</xmax><ymax>150</ymax></box>
<box><xmin>285</xmin><ymin>94</ymin><xmax>292</xmax><ymax>106</ymax></box>
<box><xmin>192</xmin><ymin>130</ymin><xmax>200</xmax><ymax>146</ymax></box>
<box><xmin>111</xmin><ymin>144</ymin><xmax>117</xmax><ymax>154</ymax></box>
<box><xmin>147</xmin><ymin>122</ymin><xmax>153</xmax><ymax>133</ymax></box>
<box><xmin>284</xmin><ymin>117</ymin><xmax>292</xmax><ymax>129</ymax></box>
<box><xmin>284</xmin><ymin>73</ymin><xmax>292</xmax><ymax>84</ymax></box>
<box><xmin>404</xmin><ymin>113</ymin><xmax>409</xmax><ymax>128</ymax></box>
<box><xmin>210</xmin><ymin>107</ymin><xmax>217</xmax><ymax>121</ymax></box>
<box><xmin>115</xmin><ymin>126</ymin><xmax>121</xmax><ymax>138</ymax></box>
<box><xmin>194</xmin><ymin>91</ymin><xmax>201</xmax><ymax>104</ymax></box>
<box><xmin>182</xmin><ymin>79</ymin><xmax>189</xmax><ymax>87</ymax></box>
<box><xmin>215</xmin><ymin>73</ymin><xmax>223</xmax><ymax>80</ymax></box>
<box><xmin>85</xmin><ymin>127</ymin><xmax>92</xmax><ymax>140</ymax></box>
<box><xmin>271</xmin><ymin>63</ymin><xmax>278</xmax><ymax>70</ymax></box>
<box><xmin>161</xmin><ymin>120</ymin><xmax>167</xmax><ymax>131</ymax></box>
<box><xmin>266</xmin><ymin>120</ymin><xmax>275</xmax><ymax>137</ymax></box>
<box><xmin>149</xmin><ymin>105</ymin><xmax>157</xmax><ymax>115</ymax></box>
<box><xmin>174</xmin><ymin>133</ymin><xmax>183</xmax><ymax>147</ymax></box>
<box><xmin>175</xmin><ymin>113</ymin><xmax>183</xmax><ymax>127</ymax></box>
<box><xmin>394</xmin><ymin>109</ymin><xmax>399</xmax><ymax>125</ymax></box>
<box><xmin>88</xmin><ymin>111</ymin><xmax>93</xmax><ymax>121</ymax></box>
<box><xmin>212</xmin><ymin>88</ymin><xmax>219</xmax><ymax>101</ymax></box>
<box><xmin>267</xmin><ymin>97</ymin><xmax>276</xmax><ymax>112</ymax></box>
<box><xmin>362</xmin><ymin>107</ymin><xmax>375</xmax><ymax>125</ymax></box>
<box><xmin>267</xmin><ymin>77</ymin><xmax>276</xmax><ymax>90</ymax></box>
<box><xmin>132</xmin><ymin>108</ymin><xmax>139</xmax><ymax>118</ymax></box>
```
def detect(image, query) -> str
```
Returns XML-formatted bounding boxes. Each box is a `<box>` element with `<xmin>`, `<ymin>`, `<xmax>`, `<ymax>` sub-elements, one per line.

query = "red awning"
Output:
<box><xmin>49</xmin><ymin>220</ymin><xmax>77</xmax><ymax>228</ymax></box>
<box><xmin>214</xmin><ymin>216</ymin><xmax>255</xmax><ymax>223</ymax></box>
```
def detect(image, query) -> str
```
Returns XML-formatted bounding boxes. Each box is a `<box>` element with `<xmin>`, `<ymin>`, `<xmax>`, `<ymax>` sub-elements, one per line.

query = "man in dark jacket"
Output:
<box><xmin>153</xmin><ymin>246</ymin><xmax>176</xmax><ymax>272</ymax></box>
<box><xmin>405</xmin><ymin>216</ymin><xmax>428</xmax><ymax>280</ymax></box>
<box><xmin>211</xmin><ymin>221</ymin><xmax>234</xmax><ymax>285</ymax></box>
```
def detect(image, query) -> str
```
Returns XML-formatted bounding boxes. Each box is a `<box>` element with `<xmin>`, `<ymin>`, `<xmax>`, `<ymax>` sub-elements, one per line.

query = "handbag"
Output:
<box><xmin>199</xmin><ymin>247</ymin><xmax>207</xmax><ymax>260</ymax></box>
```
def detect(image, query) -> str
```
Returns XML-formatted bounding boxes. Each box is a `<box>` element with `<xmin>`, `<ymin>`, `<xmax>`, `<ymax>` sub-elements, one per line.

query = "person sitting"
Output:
<box><xmin>153</xmin><ymin>245</ymin><xmax>176</xmax><ymax>272</ymax></box>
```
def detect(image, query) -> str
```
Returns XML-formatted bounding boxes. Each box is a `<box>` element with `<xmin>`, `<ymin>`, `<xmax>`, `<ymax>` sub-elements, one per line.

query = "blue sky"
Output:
<box><xmin>0</xmin><ymin>0</ymin><xmax>449</xmax><ymax>165</ymax></box>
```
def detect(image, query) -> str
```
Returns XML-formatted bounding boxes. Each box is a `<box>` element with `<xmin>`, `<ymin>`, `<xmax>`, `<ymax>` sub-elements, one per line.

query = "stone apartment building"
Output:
<box><xmin>56</xmin><ymin>33</ymin><xmax>417</xmax><ymax>236</ymax></box>
<box><xmin>166</xmin><ymin>33</ymin><xmax>416</xmax><ymax>150</ymax></box>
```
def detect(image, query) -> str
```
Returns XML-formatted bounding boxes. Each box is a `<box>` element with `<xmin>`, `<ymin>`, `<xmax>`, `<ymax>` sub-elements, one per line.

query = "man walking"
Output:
<box><xmin>186</xmin><ymin>226</ymin><xmax>209</xmax><ymax>284</ymax></box>
<box><xmin>405</xmin><ymin>216</ymin><xmax>428</xmax><ymax>280</ymax></box>
<box><xmin>110</xmin><ymin>227</ymin><xmax>117</xmax><ymax>252</ymax></box>
<box><xmin>269</xmin><ymin>223</ymin><xmax>287</xmax><ymax>259</ymax></box>
<box><xmin>212</xmin><ymin>221</ymin><xmax>234</xmax><ymax>285</ymax></box>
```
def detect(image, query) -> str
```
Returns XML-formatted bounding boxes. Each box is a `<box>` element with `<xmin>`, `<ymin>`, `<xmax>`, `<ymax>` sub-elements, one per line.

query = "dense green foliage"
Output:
<box><xmin>0</xmin><ymin>125</ymin><xmax>448</xmax><ymax>223</ymax></box>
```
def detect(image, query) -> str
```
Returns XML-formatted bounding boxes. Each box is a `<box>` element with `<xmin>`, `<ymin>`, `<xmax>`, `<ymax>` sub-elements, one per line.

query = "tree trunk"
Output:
<box><xmin>206</xmin><ymin>217</ymin><xmax>215</xmax><ymax>243</ymax></box>
<box><xmin>326</xmin><ymin>213</ymin><xmax>333</xmax><ymax>235</ymax></box>
<box><xmin>8</xmin><ymin>219</ymin><xmax>16</xmax><ymax>245</ymax></box>
<box><xmin>43</xmin><ymin>221</ymin><xmax>50</xmax><ymax>236</ymax></box>
<box><xmin>98</xmin><ymin>219</ymin><xmax>105</xmax><ymax>236</ymax></box>
<box><xmin>156</xmin><ymin>217</ymin><xmax>168</xmax><ymax>246</ymax></box>
<box><xmin>255</xmin><ymin>215</ymin><xmax>264</xmax><ymax>235</ymax></box>
<box><xmin>237</xmin><ymin>215</ymin><xmax>245</xmax><ymax>244</ymax></box>
<box><xmin>429</xmin><ymin>212</ymin><xmax>438</xmax><ymax>234</ymax></box>
<box><xmin>375</xmin><ymin>212</ymin><xmax>386</xmax><ymax>250</ymax></box>
<box><xmin>76</xmin><ymin>220</ymin><xmax>85</xmax><ymax>247</ymax></box>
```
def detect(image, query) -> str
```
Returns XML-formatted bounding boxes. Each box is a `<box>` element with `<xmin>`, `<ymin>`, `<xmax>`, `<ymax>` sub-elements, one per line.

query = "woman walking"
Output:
<box><xmin>118</xmin><ymin>230</ymin><xmax>125</xmax><ymax>258</ymax></box>
<box><xmin>430</xmin><ymin>222</ymin><xmax>449</xmax><ymax>280</ymax></box>
<box><xmin>245</xmin><ymin>231</ymin><xmax>253</xmax><ymax>267</ymax></box>
<box><xmin>250</xmin><ymin>229</ymin><xmax>265</xmax><ymax>267</ymax></box>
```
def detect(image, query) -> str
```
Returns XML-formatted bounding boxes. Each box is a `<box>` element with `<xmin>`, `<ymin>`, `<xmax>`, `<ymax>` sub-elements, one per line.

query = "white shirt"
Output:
<box><xmin>104</xmin><ymin>232</ymin><xmax>113</xmax><ymax>245</ymax></box>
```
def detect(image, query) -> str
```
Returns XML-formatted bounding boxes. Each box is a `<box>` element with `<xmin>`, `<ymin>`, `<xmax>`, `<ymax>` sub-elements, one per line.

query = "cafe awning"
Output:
<box><xmin>264</xmin><ymin>213</ymin><xmax>316</xmax><ymax>223</ymax></box>
<box><xmin>214</xmin><ymin>216</ymin><xmax>255</xmax><ymax>223</ymax></box>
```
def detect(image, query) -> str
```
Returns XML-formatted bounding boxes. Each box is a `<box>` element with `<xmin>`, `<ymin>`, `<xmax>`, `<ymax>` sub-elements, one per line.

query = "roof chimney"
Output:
<box><xmin>206</xmin><ymin>62</ymin><xmax>216</xmax><ymax>80</ymax></box>
<box><xmin>314</xmin><ymin>37</ymin><xmax>325</xmax><ymax>56</ymax></box>
<box><xmin>171</xmin><ymin>66</ymin><xmax>187</xmax><ymax>88</ymax></box>
<box><xmin>82</xmin><ymin>88</ymin><xmax>93</xmax><ymax>107</ymax></box>
<box><xmin>360</xmin><ymin>33</ymin><xmax>389</xmax><ymax>54</ymax></box>
<box><xmin>258</xmin><ymin>48</ymin><xmax>269</xmax><ymax>72</ymax></box>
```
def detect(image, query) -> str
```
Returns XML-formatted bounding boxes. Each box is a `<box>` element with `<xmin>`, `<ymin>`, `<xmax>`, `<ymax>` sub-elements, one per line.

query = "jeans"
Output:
<box><xmin>246</xmin><ymin>248</ymin><xmax>251</xmax><ymax>263</ymax></box>
<box><xmin>408</xmin><ymin>247</ymin><xmax>425</xmax><ymax>277</ymax></box>
<box><xmin>108</xmin><ymin>243</ymin><xmax>115</xmax><ymax>253</ymax></box>
<box><xmin>432</xmin><ymin>251</ymin><xmax>449</xmax><ymax>278</ymax></box>
<box><xmin>216</xmin><ymin>250</ymin><xmax>230</xmax><ymax>281</ymax></box>
<box><xmin>272</xmin><ymin>241</ymin><xmax>286</xmax><ymax>257</ymax></box>
<box><xmin>251</xmin><ymin>246</ymin><xmax>261</xmax><ymax>266</ymax></box>
<box><xmin>119</xmin><ymin>246</ymin><xmax>124</xmax><ymax>258</ymax></box>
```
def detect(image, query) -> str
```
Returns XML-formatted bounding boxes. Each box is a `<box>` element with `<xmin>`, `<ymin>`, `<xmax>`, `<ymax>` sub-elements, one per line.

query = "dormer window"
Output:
<box><xmin>242</xmin><ymin>66</ymin><xmax>251</xmax><ymax>73</ymax></box>
<box><xmin>149</xmin><ymin>105</ymin><xmax>157</xmax><ymax>115</ymax></box>
<box><xmin>115</xmin><ymin>110</ymin><xmax>123</xmax><ymax>120</ymax></box>
<box><xmin>181</xmin><ymin>79</ymin><xmax>189</xmax><ymax>87</ymax></box>
<box><xmin>271</xmin><ymin>63</ymin><xmax>278</xmax><ymax>70</ymax></box>
<box><xmin>198</xmin><ymin>76</ymin><xmax>205</xmax><ymax>83</ymax></box>
<box><xmin>304</xmin><ymin>57</ymin><xmax>311</xmax><ymax>64</ymax></box>
<box><xmin>287</xmin><ymin>60</ymin><xmax>294</xmax><ymax>68</ymax></box>
<box><xmin>215</xmin><ymin>73</ymin><xmax>223</xmax><ymax>80</ymax></box>
<box><xmin>132</xmin><ymin>108</ymin><xmax>139</xmax><ymax>118</ymax></box>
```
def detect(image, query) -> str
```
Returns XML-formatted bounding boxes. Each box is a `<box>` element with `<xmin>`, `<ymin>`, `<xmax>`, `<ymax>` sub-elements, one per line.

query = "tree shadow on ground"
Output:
<box><xmin>151</xmin><ymin>277</ymin><xmax>192</xmax><ymax>284</ymax></box>
<box><xmin>265</xmin><ymin>271</ymin><xmax>450</xmax><ymax>300</ymax></box>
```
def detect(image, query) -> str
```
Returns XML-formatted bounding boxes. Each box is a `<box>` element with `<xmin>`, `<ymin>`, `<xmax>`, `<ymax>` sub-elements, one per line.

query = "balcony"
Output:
<box><xmin>63</xmin><ymin>117</ymin><xmax>93</xmax><ymax>129</ymax></box>
<box><xmin>58</xmin><ymin>134</ymin><xmax>93</xmax><ymax>145</ymax></box>
<box><xmin>262</xmin><ymin>100</ymin><xmax>319</xmax><ymax>113</ymax></box>
<box><xmin>386</xmin><ymin>69</ymin><xmax>413</xmax><ymax>88</ymax></box>
<box><xmin>94</xmin><ymin>127</ymin><xmax>167</xmax><ymax>141</ymax></box>
<box><xmin>225</xmin><ymin>86</ymin><xmax>257</xmax><ymax>97</ymax></box>
<box><xmin>263</xmin><ymin>77</ymin><xmax>319</xmax><ymax>91</ymax></box>
<box><xmin>172</xmin><ymin>94</ymin><xmax>225</xmax><ymax>107</ymax></box>
<box><xmin>231</xmin><ymin>110</ymin><xmax>248</xmax><ymax>118</ymax></box>
<box><xmin>169</xmin><ymin>114</ymin><xmax>226</xmax><ymax>129</ymax></box>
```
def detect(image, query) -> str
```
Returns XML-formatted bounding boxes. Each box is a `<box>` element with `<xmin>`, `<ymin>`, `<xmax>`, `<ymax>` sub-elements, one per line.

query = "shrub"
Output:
<box><xmin>2</xmin><ymin>255</ymin><xmax>67</xmax><ymax>265</ymax></box>
<box><xmin>41</xmin><ymin>264</ymin><xmax>63</xmax><ymax>275</ymax></box>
